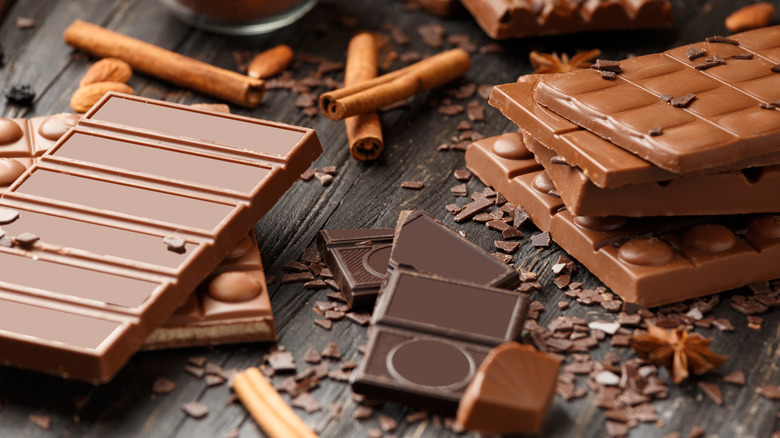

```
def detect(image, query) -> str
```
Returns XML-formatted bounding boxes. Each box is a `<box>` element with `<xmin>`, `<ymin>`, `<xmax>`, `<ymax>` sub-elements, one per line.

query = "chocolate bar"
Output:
<box><xmin>351</xmin><ymin>267</ymin><xmax>529</xmax><ymax>413</ymax></box>
<box><xmin>0</xmin><ymin>92</ymin><xmax>321</xmax><ymax>382</ymax></box>
<box><xmin>389</xmin><ymin>210</ymin><xmax>520</xmax><ymax>288</ymax></box>
<box><xmin>466</xmin><ymin>133</ymin><xmax>780</xmax><ymax>307</ymax></box>
<box><xmin>460</xmin><ymin>0</ymin><xmax>673</xmax><ymax>40</ymax></box>
<box><xmin>316</xmin><ymin>228</ymin><xmax>394</xmax><ymax>308</ymax></box>
<box><xmin>488</xmin><ymin>79</ymin><xmax>780</xmax><ymax>216</ymax></box>
<box><xmin>533</xmin><ymin>26</ymin><xmax>780</xmax><ymax>174</ymax></box>
<box><xmin>144</xmin><ymin>230</ymin><xmax>276</xmax><ymax>349</ymax></box>
<box><xmin>525</xmin><ymin>131</ymin><xmax>780</xmax><ymax>217</ymax></box>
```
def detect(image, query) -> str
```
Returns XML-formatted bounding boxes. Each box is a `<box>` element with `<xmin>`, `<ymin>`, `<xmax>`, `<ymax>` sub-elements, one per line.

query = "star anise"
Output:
<box><xmin>529</xmin><ymin>49</ymin><xmax>601</xmax><ymax>74</ymax></box>
<box><xmin>630</xmin><ymin>325</ymin><xmax>728</xmax><ymax>384</ymax></box>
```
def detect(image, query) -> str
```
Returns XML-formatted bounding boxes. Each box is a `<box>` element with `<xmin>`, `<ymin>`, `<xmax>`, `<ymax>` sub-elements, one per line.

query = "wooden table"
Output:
<box><xmin>0</xmin><ymin>0</ymin><xmax>778</xmax><ymax>437</ymax></box>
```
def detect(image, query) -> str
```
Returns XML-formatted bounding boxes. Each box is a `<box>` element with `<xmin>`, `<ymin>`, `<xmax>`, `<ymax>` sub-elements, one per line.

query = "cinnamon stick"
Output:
<box><xmin>233</xmin><ymin>368</ymin><xmax>318</xmax><ymax>438</ymax></box>
<box><xmin>63</xmin><ymin>20</ymin><xmax>264</xmax><ymax>108</ymax></box>
<box><xmin>319</xmin><ymin>48</ymin><xmax>470</xmax><ymax>120</ymax></box>
<box><xmin>344</xmin><ymin>32</ymin><xmax>383</xmax><ymax>161</ymax></box>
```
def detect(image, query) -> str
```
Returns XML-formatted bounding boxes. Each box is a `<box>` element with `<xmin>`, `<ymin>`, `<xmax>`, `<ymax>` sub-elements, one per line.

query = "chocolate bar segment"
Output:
<box><xmin>144</xmin><ymin>231</ymin><xmax>276</xmax><ymax>349</ymax></box>
<box><xmin>534</xmin><ymin>26</ymin><xmax>780</xmax><ymax>174</ymax></box>
<box><xmin>522</xmin><ymin>130</ymin><xmax>780</xmax><ymax>217</ymax></box>
<box><xmin>0</xmin><ymin>93</ymin><xmax>321</xmax><ymax>382</ymax></box>
<box><xmin>389</xmin><ymin>210</ymin><xmax>520</xmax><ymax>288</ymax></box>
<box><xmin>317</xmin><ymin>228</ymin><xmax>394</xmax><ymax>308</ymax></box>
<box><xmin>460</xmin><ymin>0</ymin><xmax>673</xmax><ymax>40</ymax></box>
<box><xmin>466</xmin><ymin>135</ymin><xmax>780</xmax><ymax>307</ymax></box>
<box><xmin>351</xmin><ymin>268</ymin><xmax>529</xmax><ymax>413</ymax></box>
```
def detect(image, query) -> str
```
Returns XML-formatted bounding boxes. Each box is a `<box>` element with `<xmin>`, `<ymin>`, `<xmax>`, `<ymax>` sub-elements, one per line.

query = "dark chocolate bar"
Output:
<box><xmin>0</xmin><ymin>92</ymin><xmax>321</xmax><ymax>382</ymax></box>
<box><xmin>525</xmin><ymin>131</ymin><xmax>780</xmax><ymax>217</ymax></box>
<box><xmin>351</xmin><ymin>268</ymin><xmax>529</xmax><ymax>413</ymax></box>
<box><xmin>460</xmin><ymin>0</ymin><xmax>673</xmax><ymax>40</ymax></box>
<box><xmin>466</xmin><ymin>133</ymin><xmax>780</xmax><ymax>307</ymax></box>
<box><xmin>534</xmin><ymin>26</ymin><xmax>780</xmax><ymax>174</ymax></box>
<box><xmin>144</xmin><ymin>231</ymin><xmax>276</xmax><ymax>349</ymax></box>
<box><xmin>316</xmin><ymin>228</ymin><xmax>395</xmax><ymax>308</ymax></box>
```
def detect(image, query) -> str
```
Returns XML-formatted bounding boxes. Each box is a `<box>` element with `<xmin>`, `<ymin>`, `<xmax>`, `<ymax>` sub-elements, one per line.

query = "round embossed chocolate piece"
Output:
<box><xmin>388</xmin><ymin>339</ymin><xmax>472</xmax><ymax>389</ymax></box>
<box><xmin>208</xmin><ymin>270</ymin><xmax>264</xmax><ymax>302</ymax></box>
<box><xmin>532</xmin><ymin>171</ymin><xmax>556</xmax><ymax>195</ymax></box>
<box><xmin>574</xmin><ymin>215</ymin><xmax>628</xmax><ymax>231</ymax></box>
<box><xmin>618</xmin><ymin>237</ymin><xmax>675</xmax><ymax>266</ymax></box>
<box><xmin>38</xmin><ymin>113</ymin><xmax>80</xmax><ymax>141</ymax></box>
<box><xmin>0</xmin><ymin>159</ymin><xmax>26</xmax><ymax>186</ymax></box>
<box><xmin>491</xmin><ymin>134</ymin><xmax>531</xmax><ymax>160</ymax></box>
<box><xmin>0</xmin><ymin>119</ymin><xmax>23</xmax><ymax>145</ymax></box>
<box><xmin>682</xmin><ymin>224</ymin><xmax>736</xmax><ymax>252</ymax></box>
<box><xmin>225</xmin><ymin>233</ymin><xmax>254</xmax><ymax>260</ymax></box>
<box><xmin>748</xmin><ymin>215</ymin><xmax>780</xmax><ymax>239</ymax></box>
<box><xmin>363</xmin><ymin>245</ymin><xmax>391</xmax><ymax>277</ymax></box>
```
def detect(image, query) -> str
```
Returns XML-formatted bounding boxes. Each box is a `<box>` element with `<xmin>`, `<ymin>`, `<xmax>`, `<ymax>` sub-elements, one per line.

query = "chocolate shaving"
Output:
<box><xmin>450</xmin><ymin>183</ymin><xmax>468</xmax><ymax>197</ymax></box>
<box><xmin>352</xmin><ymin>405</ymin><xmax>374</xmax><ymax>419</ymax></box>
<box><xmin>671</xmin><ymin>93</ymin><xmax>696</xmax><ymax>108</ymax></box>
<box><xmin>706</xmin><ymin>35</ymin><xmax>740</xmax><ymax>45</ymax></box>
<box><xmin>601</xmin><ymin>70</ymin><xmax>617</xmax><ymax>80</ymax></box>
<box><xmin>697</xmin><ymin>381</ymin><xmax>723</xmax><ymax>405</ymax></box>
<box><xmin>152</xmin><ymin>377</ymin><xmax>176</xmax><ymax>394</ymax></box>
<box><xmin>321</xmin><ymin>341</ymin><xmax>342</xmax><ymax>359</ymax></box>
<box><xmin>401</xmin><ymin>180</ymin><xmax>424</xmax><ymax>190</ymax></box>
<box><xmin>291</xmin><ymin>392</ymin><xmax>322</xmax><ymax>413</ymax></box>
<box><xmin>530</xmin><ymin>231</ymin><xmax>551</xmax><ymax>247</ymax></box>
<box><xmin>181</xmin><ymin>401</ymin><xmax>209</xmax><ymax>419</ymax></box>
<box><xmin>660</xmin><ymin>94</ymin><xmax>674</xmax><ymax>103</ymax></box>
<box><xmin>346</xmin><ymin>312</ymin><xmax>371</xmax><ymax>326</ymax></box>
<box><xmin>592</xmin><ymin>59</ymin><xmax>622</xmax><ymax>73</ymax></box>
<box><xmin>722</xmin><ymin>371</ymin><xmax>746</xmax><ymax>385</ymax></box>
<box><xmin>281</xmin><ymin>272</ymin><xmax>315</xmax><ymax>283</ymax></box>
<box><xmin>494</xmin><ymin>240</ymin><xmax>521</xmax><ymax>253</ymax></box>
<box><xmin>453</xmin><ymin>169</ymin><xmax>472</xmax><ymax>181</ymax></box>
<box><xmin>731</xmin><ymin>53</ymin><xmax>754</xmax><ymax>59</ymax></box>
<box><xmin>314</xmin><ymin>319</ymin><xmax>333</xmax><ymax>330</ymax></box>
<box><xmin>314</xmin><ymin>172</ymin><xmax>333</xmax><ymax>186</ymax></box>
<box><xmin>685</xmin><ymin>47</ymin><xmax>706</xmax><ymax>60</ymax></box>
<box><xmin>267</xmin><ymin>351</ymin><xmax>296</xmax><ymax>372</ymax></box>
<box><xmin>14</xmin><ymin>232</ymin><xmax>40</xmax><ymax>247</ymax></box>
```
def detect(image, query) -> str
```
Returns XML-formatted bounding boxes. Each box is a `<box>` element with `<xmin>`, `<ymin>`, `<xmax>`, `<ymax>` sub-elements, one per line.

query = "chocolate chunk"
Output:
<box><xmin>300</xmin><ymin>168</ymin><xmax>317</xmax><ymax>180</ymax></box>
<box><xmin>267</xmin><ymin>351</ymin><xmax>296</xmax><ymax>372</ymax></box>
<box><xmin>670</xmin><ymin>93</ymin><xmax>696</xmax><ymax>108</ymax></box>
<box><xmin>731</xmin><ymin>53</ymin><xmax>754</xmax><ymax>59</ymax></box>
<box><xmin>513</xmin><ymin>205</ymin><xmax>530</xmax><ymax>228</ymax></box>
<box><xmin>185</xmin><ymin>365</ymin><xmax>205</xmax><ymax>379</ymax></box>
<box><xmin>152</xmin><ymin>377</ymin><xmax>176</xmax><ymax>394</ymax></box>
<box><xmin>502</xmin><ymin>227</ymin><xmax>522</xmax><ymax>239</ymax></box>
<box><xmin>352</xmin><ymin>405</ymin><xmax>374</xmax><ymax>419</ymax></box>
<box><xmin>660</xmin><ymin>93</ymin><xmax>674</xmax><ymax>103</ymax></box>
<box><xmin>346</xmin><ymin>312</ymin><xmax>371</xmax><ymax>326</ymax></box>
<box><xmin>321</xmin><ymin>165</ymin><xmax>338</xmax><ymax>175</ymax></box>
<box><xmin>181</xmin><ymin>401</ymin><xmax>209</xmax><ymax>419</ymax></box>
<box><xmin>314</xmin><ymin>172</ymin><xmax>333</xmax><ymax>186</ymax></box>
<box><xmin>494</xmin><ymin>240</ymin><xmax>520</xmax><ymax>253</ymax></box>
<box><xmin>706</xmin><ymin>35</ymin><xmax>740</xmax><ymax>45</ymax></box>
<box><xmin>314</xmin><ymin>319</ymin><xmax>332</xmax><ymax>330</ymax></box>
<box><xmin>0</xmin><ymin>207</ymin><xmax>19</xmax><ymax>224</ymax></box>
<box><xmin>282</xmin><ymin>272</ymin><xmax>315</xmax><ymax>283</ymax></box>
<box><xmin>283</xmin><ymin>261</ymin><xmax>309</xmax><ymax>272</ymax></box>
<box><xmin>454</xmin><ymin>169</ymin><xmax>472</xmax><ymax>181</ymax></box>
<box><xmin>445</xmin><ymin>203</ymin><xmax>462</xmax><ymax>214</ymax></box>
<box><xmin>697</xmin><ymin>381</ymin><xmax>723</xmax><ymax>405</ymax></box>
<box><xmin>304</xmin><ymin>279</ymin><xmax>327</xmax><ymax>289</ymax></box>
<box><xmin>685</xmin><ymin>47</ymin><xmax>706</xmax><ymax>60</ymax></box>
<box><xmin>454</xmin><ymin>197</ymin><xmax>493</xmax><ymax>222</ymax></box>
<box><xmin>13</xmin><ymin>232</ymin><xmax>39</xmax><ymax>247</ymax></box>
<box><xmin>722</xmin><ymin>370</ymin><xmax>746</xmax><ymax>385</ymax></box>
<box><xmin>205</xmin><ymin>374</ymin><xmax>226</xmax><ymax>387</ymax></box>
<box><xmin>401</xmin><ymin>180</ymin><xmax>424</xmax><ymax>190</ymax></box>
<box><xmin>324</xmin><ymin>310</ymin><xmax>346</xmax><ymax>320</ymax></box>
<box><xmin>601</xmin><ymin>70</ymin><xmax>617</xmax><ymax>80</ymax></box>
<box><xmin>450</xmin><ymin>183</ymin><xmax>468</xmax><ymax>196</ymax></box>
<box><xmin>321</xmin><ymin>341</ymin><xmax>342</xmax><ymax>359</ymax></box>
<box><xmin>291</xmin><ymin>392</ymin><xmax>322</xmax><ymax>413</ymax></box>
<box><xmin>530</xmin><ymin>232</ymin><xmax>551</xmax><ymax>247</ymax></box>
<box><xmin>593</xmin><ymin>59</ymin><xmax>622</xmax><ymax>73</ymax></box>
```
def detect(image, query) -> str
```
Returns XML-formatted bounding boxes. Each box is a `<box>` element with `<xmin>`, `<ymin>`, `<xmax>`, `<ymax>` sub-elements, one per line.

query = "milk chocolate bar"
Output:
<box><xmin>534</xmin><ymin>26</ymin><xmax>780</xmax><ymax>174</ymax></box>
<box><xmin>316</xmin><ymin>228</ymin><xmax>395</xmax><ymax>308</ymax></box>
<box><xmin>460</xmin><ymin>0</ymin><xmax>673</xmax><ymax>40</ymax></box>
<box><xmin>525</xmin><ymin>131</ymin><xmax>780</xmax><ymax>217</ymax></box>
<box><xmin>0</xmin><ymin>92</ymin><xmax>321</xmax><ymax>382</ymax></box>
<box><xmin>466</xmin><ymin>133</ymin><xmax>780</xmax><ymax>307</ymax></box>
<box><xmin>144</xmin><ymin>231</ymin><xmax>276</xmax><ymax>349</ymax></box>
<box><xmin>351</xmin><ymin>268</ymin><xmax>529</xmax><ymax>413</ymax></box>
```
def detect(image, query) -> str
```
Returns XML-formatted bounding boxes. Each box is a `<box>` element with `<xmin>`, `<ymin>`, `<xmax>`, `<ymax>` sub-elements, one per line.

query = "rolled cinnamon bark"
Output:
<box><xmin>319</xmin><ymin>48</ymin><xmax>470</xmax><ymax>120</ymax></box>
<box><xmin>344</xmin><ymin>32</ymin><xmax>383</xmax><ymax>161</ymax></box>
<box><xmin>64</xmin><ymin>20</ymin><xmax>264</xmax><ymax>108</ymax></box>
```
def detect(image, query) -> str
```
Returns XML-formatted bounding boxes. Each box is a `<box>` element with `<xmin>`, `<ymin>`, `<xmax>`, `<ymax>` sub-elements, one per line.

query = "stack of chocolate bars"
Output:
<box><xmin>319</xmin><ymin>210</ymin><xmax>560</xmax><ymax>431</ymax></box>
<box><xmin>0</xmin><ymin>92</ymin><xmax>321</xmax><ymax>383</ymax></box>
<box><xmin>468</xmin><ymin>26</ymin><xmax>780</xmax><ymax>307</ymax></box>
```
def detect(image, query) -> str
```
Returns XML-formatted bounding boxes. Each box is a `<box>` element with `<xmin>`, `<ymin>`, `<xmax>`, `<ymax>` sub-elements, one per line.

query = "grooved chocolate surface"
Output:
<box><xmin>534</xmin><ymin>26</ymin><xmax>780</xmax><ymax>174</ymax></box>
<box><xmin>460</xmin><ymin>0</ymin><xmax>673</xmax><ymax>40</ymax></box>
<box><xmin>0</xmin><ymin>93</ymin><xmax>321</xmax><ymax>382</ymax></box>
<box><xmin>466</xmin><ymin>134</ymin><xmax>780</xmax><ymax>307</ymax></box>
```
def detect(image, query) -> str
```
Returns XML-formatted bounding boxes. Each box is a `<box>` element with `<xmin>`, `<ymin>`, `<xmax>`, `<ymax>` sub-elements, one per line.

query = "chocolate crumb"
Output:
<box><xmin>378</xmin><ymin>414</ymin><xmax>398</xmax><ymax>432</ymax></box>
<box><xmin>328</xmin><ymin>401</ymin><xmax>343</xmax><ymax>418</ymax></box>
<box><xmin>401</xmin><ymin>180</ymin><xmax>424</xmax><ymax>190</ymax></box>
<box><xmin>152</xmin><ymin>377</ymin><xmax>176</xmax><ymax>394</ymax></box>
<box><xmin>722</xmin><ymin>371</ymin><xmax>746</xmax><ymax>385</ymax></box>
<box><xmin>0</xmin><ymin>207</ymin><xmax>19</xmax><ymax>224</ymax></box>
<box><xmin>314</xmin><ymin>319</ymin><xmax>332</xmax><ymax>330</ymax></box>
<box><xmin>300</xmin><ymin>168</ymin><xmax>317</xmax><ymax>181</ymax></box>
<box><xmin>706</xmin><ymin>35</ymin><xmax>739</xmax><ymax>45</ymax></box>
<box><xmin>16</xmin><ymin>17</ymin><xmax>36</xmax><ymax>29</ymax></box>
<box><xmin>453</xmin><ymin>169</ymin><xmax>472</xmax><ymax>181</ymax></box>
<box><xmin>671</xmin><ymin>93</ymin><xmax>696</xmax><ymax>108</ymax></box>
<box><xmin>292</xmin><ymin>392</ymin><xmax>322</xmax><ymax>413</ymax></box>
<box><xmin>314</xmin><ymin>172</ymin><xmax>333</xmax><ymax>186</ymax></box>
<box><xmin>181</xmin><ymin>401</ymin><xmax>209</xmax><ymax>419</ymax></box>
<box><xmin>14</xmin><ymin>232</ymin><xmax>39</xmax><ymax>247</ymax></box>
<box><xmin>531</xmin><ymin>231</ymin><xmax>551</xmax><ymax>247</ymax></box>
<box><xmin>450</xmin><ymin>183</ymin><xmax>468</xmax><ymax>197</ymax></box>
<box><xmin>601</xmin><ymin>70</ymin><xmax>617</xmax><ymax>80</ymax></box>
<box><xmin>321</xmin><ymin>342</ymin><xmax>342</xmax><ymax>359</ymax></box>
<box><xmin>417</xmin><ymin>24</ymin><xmax>445</xmax><ymax>49</ymax></box>
<box><xmin>29</xmin><ymin>414</ymin><xmax>51</xmax><ymax>430</ymax></box>
<box><xmin>494</xmin><ymin>240</ymin><xmax>521</xmax><ymax>253</ymax></box>
<box><xmin>352</xmin><ymin>405</ymin><xmax>374</xmax><ymax>419</ymax></box>
<box><xmin>282</xmin><ymin>272</ymin><xmax>315</xmax><ymax>284</ymax></box>
<box><xmin>697</xmin><ymin>382</ymin><xmax>723</xmax><ymax>405</ymax></box>
<box><xmin>346</xmin><ymin>312</ymin><xmax>371</xmax><ymax>326</ymax></box>
<box><xmin>685</xmin><ymin>47</ymin><xmax>706</xmax><ymax>60</ymax></box>
<box><xmin>660</xmin><ymin>94</ymin><xmax>674</xmax><ymax>103</ymax></box>
<box><xmin>491</xmin><ymin>252</ymin><xmax>513</xmax><ymax>264</ymax></box>
<box><xmin>731</xmin><ymin>53</ymin><xmax>754</xmax><ymax>59</ymax></box>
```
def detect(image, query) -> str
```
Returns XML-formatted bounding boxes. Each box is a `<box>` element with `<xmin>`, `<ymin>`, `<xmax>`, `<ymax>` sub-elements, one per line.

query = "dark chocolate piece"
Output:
<box><xmin>351</xmin><ymin>268</ymin><xmax>529</xmax><ymax>414</ymax></box>
<box><xmin>317</xmin><ymin>228</ymin><xmax>395</xmax><ymax>308</ymax></box>
<box><xmin>534</xmin><ymin>26</ymin><xmax>780</xmax><ymax>174</ymax></box>
<box><xmin>466</xmin><ymin>132</ymin><xmax>780</xmax><ymax>307</ymax></box>
<box><xmin>460</xmin><ymin>0</ymin><xmax>673</xmax><ymax>40</ymax></box>
<box><xmin>0</xmin><ymin>93</ymin><xmax>321</xmax><ymax>382</ymax></box>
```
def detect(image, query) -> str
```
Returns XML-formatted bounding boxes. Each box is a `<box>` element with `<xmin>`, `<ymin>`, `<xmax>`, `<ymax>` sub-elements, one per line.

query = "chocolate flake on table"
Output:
<box><xmin>731</xmin><ymin>53</ymin><xmax>755</xmax><ymax>59</ymax></box>
<box><xmin>267</xmin><ymin>350</ymin><xmax>296</xmax><ymax>372</ymax></box>
<box><xmin>448</xmin><ymin>34</ymin><xmax>477</xmax><ymax>53</ymax></box>
<box><xmin>383</xmin><ymin>23</ymin><xmax>410</xmax><ymax>45</ymax></box>
<box><xmin>300</xmin><ymin>168</ymin><xmax>317</xmax><ymax>181</ymax></box>
<box><xmin>757</xmin><ymin>385</ymin><xmax>780</xmax><ymax>400</ymax></box>
<box><xmin>438</xmin><ymin>104</ymin><xmax>465</xmax><ymax>116</ymax></box>
<box><xmin>346</xmin><ymin>312</ymin><xmax>371</xmax><ymax>326</ymax></box>
<box><xmin>530</xmin><ymin>231</ymin><xmax>551</xmax><ymax>247</ymax></box>
<box><xmin>185</xmin><ymin>365</ymin><xmax>205</xmax><ymax>379</ymax></box>
<box><xmin>685</xmin><ymin>47</ymin><xmax>706</xmax><ymax>60</ymax></box>
<box><xmin>181</xmin><ymin>401</ymin><xmax>209</xmax><ymax>419</ymax></box>
<box><xmin>466</xmin><ymin>100</ymin><xmax>485</xmax><ymax>121</ymax></box>
<box><xmin>314</xmin><ymin>172</ymin><xmax>333</xmax><ymax>186</ymax></box>
<box><xmin>697</xmin><ymin>381</ymin><xmax>723</xmax><ymax>405</ymax></box>
<box><xmin>205</xmin><ymin>374</ymin><xmax>226</xmax><ymax>387</ymax></box>
<box><xmin>450</xmin><ymin>183</ymin><xmax>468</xmax><ymax>196</ymax></box>
<box><xmin>0</xmin><ymin>207</ymin><xmax>19</xmax><ymax>224</ymax></box>
<box><xmin>4</xmin><ymin>84</ymin><xmax>35</xmax><ymax>106</ymax></box>
<box><xmin>706</xmin><ymin>35</ymin><xmax>740</xmax><ymax>45</ymax></box>
<box><xmin>152</xmin><ymin>377</ymin><xmax>176</xmax><ymax>394</ymax></box>
<box><xmin>352</xmin><ymin>405</ymin><xmax>374</xmax><ymax>419</ymax></box>
<box><xmin>283</xmin><ymin>261</ymin><xmax>309</xmax><ymax>272</ymax></box>
<box><xmin>328</xmin><ymin>401</ymin><xmax>343</xmax><ymax>418</ymax></box>
<box><xmin>304</xmin><ymin>279</ymin><xmax>327</xmax><ymax>289</ymax></box>
<box><xmin>324</xmin><ymin>309</ymin><xmax>345</xmax><ymax>320</ymax></box>
<box><xmin>291</xmin><ymin>392</ymin><xmax>322</xmax><ymax>413</ymax></box>
<box><xmin>480</xmin><ymin>43</ymin><xmax>504</xmax><ymax>54</ymax></box>
<box><xmin>494</xmin><ymin>240</ymin><xmax>520</xmax><ymax>253</ymax></box>
<box><xmin>281</xmin><ymin>272</ymin><xmax>315</xmax><ymax>284</ymax></box>
<box><xmin>321</xmin><ymin>165</ymin><xmax>337</xmax><ymax>175</ymax></box>
<box><xmin>456</xmin><ymin>120</ymin><xmax>471</xmax><ymax>131</ymax></box>
<box><xmin>530</xmin><ymin>50</ymin><xmax>600</xmax><ymax>74</ymax></box>
<box><xmin>401</xmin><ymin>180</ymin><xmax>424</xmax><ymax>190</ymax></box>
<box><xmin>162</xmin><ymin>235</ymin><xmax>186</xmax><ymax>254</ymax></box>
<box><xmin>313</xmin><ymin>319</ymin><xmax>332</xmax><ymax>330</ymax></box>
<box><xmin>670</xmin><ymin>93</ymin><xmax>696</xmax><ymax>108</ymax></box>
<box><xmin>417</xmin><ymin>23</ymin><xmax>445</xmax><ymax>48</ymax></box>
<box><xmin>321</xmin><ymin>341</ymin><xmax>342</xmax><ymax>360</ymax></box>
<box><xmin>453</xmin><ymin>169</ymin><xmax>472</xmax><ymax>181</ymax></box>
<box><xmin>454</xmin><ymin>197</ymin><xmax>493</xmax><ymax>222</ymax></box>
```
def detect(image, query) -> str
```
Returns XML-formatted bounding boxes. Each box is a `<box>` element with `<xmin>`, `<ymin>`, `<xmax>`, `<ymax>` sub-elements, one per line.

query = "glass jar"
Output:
<box><xmin>160</xmin><ymin>0</ymin><xmax>318</xmax><ymax>35</ymax></box>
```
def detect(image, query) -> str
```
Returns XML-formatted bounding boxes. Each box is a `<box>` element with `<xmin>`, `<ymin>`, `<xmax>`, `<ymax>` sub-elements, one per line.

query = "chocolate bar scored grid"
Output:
<box><xmin>534</xmin><ymin>26</ymin><xmax>780</xmax><ymax>174</ymax></box>
<box><xmin>466</xmin><ymin>134</ymin><xmax>780</xmax><ymax>307</ymax></box>
<box><xmin>0</xmin><ymin>92</ymin><xmax>321</xmax><ymax>382</ymax></box>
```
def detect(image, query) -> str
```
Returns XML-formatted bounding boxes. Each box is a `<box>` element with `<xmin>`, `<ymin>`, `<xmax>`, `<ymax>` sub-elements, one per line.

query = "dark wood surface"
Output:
<box><xmin>0</xmin><ymin>0</ymin><xmax>779</xmax><ymax>437</ymax></box>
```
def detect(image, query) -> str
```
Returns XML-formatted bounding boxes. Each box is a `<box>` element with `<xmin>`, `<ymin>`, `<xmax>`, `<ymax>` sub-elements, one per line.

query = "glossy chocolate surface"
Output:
<box><xmin>534</xmin><ymin>26</ymin><xmax>780</xmax><ymax>174</ymax></box>
<box><xmin>0</xmin><ymin>93</ymin><xmax>320</xmax><ymax>382</ymax></box>
<box><xmin>461</xmin><ymin>0</ymin><xmax>673</xmax><ymax>40</ymax></box>
<box><xmin>466</xmin><ymin>134</ymin><xmax>780</xmax><ymax>307</ymax></box>
<box><xmin>352</xmin><ymin>268</ymin><xmax>529</xmax><ymax>413</ymax></box>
